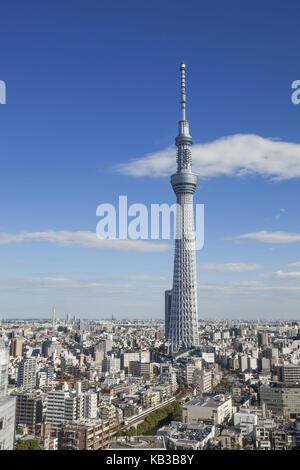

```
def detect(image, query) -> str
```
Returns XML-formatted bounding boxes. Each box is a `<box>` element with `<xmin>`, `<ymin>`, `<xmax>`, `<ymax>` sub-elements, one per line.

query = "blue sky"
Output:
<box><xmin>1</xmin><ymin>0</ymin><xmax>300</xmax><ymax>319</ymax></box>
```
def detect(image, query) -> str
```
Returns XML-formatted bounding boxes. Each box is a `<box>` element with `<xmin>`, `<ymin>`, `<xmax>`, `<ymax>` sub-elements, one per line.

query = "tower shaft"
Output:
<box><xmin>167</xmin><ymin>63</ymin><xmax>199</xmax><ymax>353</ymax></box>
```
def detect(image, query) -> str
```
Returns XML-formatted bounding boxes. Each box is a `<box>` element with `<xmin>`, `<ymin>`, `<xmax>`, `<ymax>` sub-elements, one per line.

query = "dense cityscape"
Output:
<box><xmin>1</xmin><ymin>316</ymin><xmax>300</xmax><ymax>450</ymax></box>
<box><xmin>1</xmin><ymin>1</ymin><xmax>300</xmax><ymax>459</ymax></box>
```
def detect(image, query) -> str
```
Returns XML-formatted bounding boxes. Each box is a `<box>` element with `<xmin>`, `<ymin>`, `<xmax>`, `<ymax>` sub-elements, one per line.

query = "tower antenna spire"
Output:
<box><xmin>180</xmin><ymin>62</ymin><xmax>186</xmax><ymax>121</ymax></box>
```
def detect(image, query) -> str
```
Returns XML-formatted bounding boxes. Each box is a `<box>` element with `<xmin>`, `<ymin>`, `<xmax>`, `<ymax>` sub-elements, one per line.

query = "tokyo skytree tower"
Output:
<box><xmin>166</xmin><ymin>63</ymin><xmax>199</xmax><ymax>353</ymax></box>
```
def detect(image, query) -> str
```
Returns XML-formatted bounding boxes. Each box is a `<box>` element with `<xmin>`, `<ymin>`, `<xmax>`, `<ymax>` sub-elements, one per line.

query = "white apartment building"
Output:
<box><xmin>83</xmin><ymin>391</ymin><xmax>97</xmax><ymax>419</ymax></box>
<box><xmin>193</xmin><ymin>369</ymin><xmax>212</xmax><ymax>394</ymax></box>
<box><xmin>239</xmin><ymin>355</ymin><xmax>248</xmax><ymax>372</ymax></box>
<box><xmin>142</xmin><ymin>390</ymin><xmax>161</xmax><ymax>408</ymax></box>
<box><xmin>46</xmin><ymin>382</ymin><xmax>98</xmax><ymax>428</ymax></box>
<box><xmin>254</xmin><ymin>425</ymin><xmax>272</xmax><ymax>449</ymax></box>
<box><xmin>17</xmin><ymin>358</ymin><xmax>37</xmax><ymax>390</ymax></box>
<box><xmin>0</xmin><ymin>342</ymin><xmax>16</xmax><ymax>450</ymax></box>
<box><xmin>0</xmin><ymin>396</ymin><xmax>16</xmax><ymax>450</ymax></box>
<box><xmin>36</xmin><ymin>371</ymin><xmax>47</xmax><ymax>388</ymax></box>
<box><xmin>234</xmin><ymin>409</ymin><xmax>258</xmax><ymax>435</ymax></box>
<box><xmin>201</xmin><ymin>352</ymin><xmax>215</xmax><ymax>364</ymax></box>
<box><xmin>122</xmin><ymin>351</ymin><xmax>150</xmax><ymax>369</ymax></box>
<box><xmin>182</xmin><ymin>395</ymin><xmax>232</xmax><ymax>426</ymax></box>
<box><xmin>186</xmin><ymin>360</ymin><xmax>202</xmax><ymax>385</ymax></box>
<box><xmin>160</xmin><ymin>363</ymin><xmax>177</xmax><ymax>392</ymax></box>
<box><xmin>102</xmin><ymin>355</ymin><xmax>120</xmax><ymax>373</ymax></box>
<box><xmin>247</xmin><ymin>357</ymin><xmax>258</xmax><ymax>371</ymax></box>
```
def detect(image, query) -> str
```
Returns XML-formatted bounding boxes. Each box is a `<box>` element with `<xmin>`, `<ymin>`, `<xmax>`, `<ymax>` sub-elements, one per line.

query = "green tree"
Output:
<box><xmin>15</xmin><ymin>438</ymin><xmax>41</xmax><ymax>450</ymax></box>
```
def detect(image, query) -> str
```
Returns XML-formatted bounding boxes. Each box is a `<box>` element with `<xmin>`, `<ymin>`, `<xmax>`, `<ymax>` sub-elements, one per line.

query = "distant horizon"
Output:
<box><xmin>1</xmin><ymin>316</ymin><xmax>299</xmax><ymax>323</ymax></box>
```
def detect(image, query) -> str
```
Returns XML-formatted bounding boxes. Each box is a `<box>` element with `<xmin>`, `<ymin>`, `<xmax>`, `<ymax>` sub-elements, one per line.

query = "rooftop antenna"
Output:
<box><xmin>180</xmin><ymin>62</ymin><xmax>187</xmax><ymax>121</ymax></box>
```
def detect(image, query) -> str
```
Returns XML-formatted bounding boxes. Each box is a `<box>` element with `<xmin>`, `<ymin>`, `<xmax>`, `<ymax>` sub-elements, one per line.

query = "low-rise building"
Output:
<box><xmin>234</xmin><ymin>409</ymin><xmax>258</xmax><ymax>436</ymax></box>
<box><xmin>142</xmin><ymin>390</ymin><xmax>160</xmax><ymax>408</ymax></box>
<box><xmin>182</xmin><ymin>395</ymin><xmax>232</xmax><ymax>425</ymax></box>
<box><xmin>158</xmin><ymin>421</ymin><xmax>214</xmax><ymax>450</ymax></box>
<box><xmin>254</xmin><ymin>424</ymin><xmax>272</xmax><ymax>450</ymax></box>
<box><xmin>220</xmin><ymin>427</ymin><xmax>243</xmax><ymax>450</ymax></box>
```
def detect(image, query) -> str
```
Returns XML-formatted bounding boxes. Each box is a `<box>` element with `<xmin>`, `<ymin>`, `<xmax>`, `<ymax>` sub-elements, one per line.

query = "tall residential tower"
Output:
<box><xmin>0</xmin><ymin>341</ymin><xmax>16</xmax><ymax>450</ymax></box>
<box><xmin>166</xmin><ymin>63</ymin><xmax>199</xmax><ymax>352</ymax></box>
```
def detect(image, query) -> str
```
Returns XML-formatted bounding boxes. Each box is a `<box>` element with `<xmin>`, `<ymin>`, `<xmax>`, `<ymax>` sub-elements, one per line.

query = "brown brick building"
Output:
<box><xmin>59</xmin><ymin>419</ymin><xmax>111</xmax><ymax>450</ymax></box>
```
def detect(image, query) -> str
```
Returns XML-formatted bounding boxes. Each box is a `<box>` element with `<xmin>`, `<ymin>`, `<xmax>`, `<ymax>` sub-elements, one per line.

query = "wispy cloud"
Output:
<box><xmin>198</xmin><ymin>280</ymin><xmax>300</xmax><ymax>294</ymax></box>
<box><xmin>198</xmin><ymin>262</ymin><xmax>263</xmax><ymax>272</ymax></box>
<box><xmin>231</xmin><ymin>230</ymin><xmax>300</xmax><ymax>244</ymax></box>
<box><xmin>284</xmin><ymin>261</ymin><xmax>300</xmax><ymax>269</ymax></box>
<box><xmin>275</xmin><ymin>208</ymin><xmax>287</xmax><ymax>220</ymax></box>
<box><xmin>0</xmin><ymin>230</ymin><xmax>170</xmax><ymax>252</ymax></box>
<box><xmin>0</xmin><ymin>276</ymin><xmax>169</xmax><ymax>295</ymax></box>
<box><xmin>260</xmin><ymin>270</ymin><xmax>300</xmax><ymax>280</ymax></box>
<box><xmin>5</xmin><ymin>277</ymin><xmax>139</xmax><ymax>291</ymax></box>
<box><xmin>115</xmin><ymin>134</ymin><xmax>300</xmax><ymax>180</ymax></box>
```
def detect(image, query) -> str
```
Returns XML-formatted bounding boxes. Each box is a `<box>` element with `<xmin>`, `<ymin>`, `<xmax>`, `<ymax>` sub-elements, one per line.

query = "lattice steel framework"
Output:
<box><xmin>168</xmin><ymin>63</ymin><xmax>199</xmax><ymax>353</ymax></box>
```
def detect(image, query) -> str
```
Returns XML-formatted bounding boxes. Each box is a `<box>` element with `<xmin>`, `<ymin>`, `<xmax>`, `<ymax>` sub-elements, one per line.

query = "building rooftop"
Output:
<box><xmin>158</xmin><ymin>421</ymin><xmax>214</xmax><ymax>443</ymax></box>
<box><xmin>185</xmin><ymin>394</ymin><xmax>231</xmax><ymax>408</ymax></box>
<box><xmin>262</xmin><ymin>382</ymin><xmax>300</xmax><ymax>389</ymax></box>
<box><xmin>107</xmin><ymin>436</ymin><xmax>165</xmax><ymax>450</ymax></box>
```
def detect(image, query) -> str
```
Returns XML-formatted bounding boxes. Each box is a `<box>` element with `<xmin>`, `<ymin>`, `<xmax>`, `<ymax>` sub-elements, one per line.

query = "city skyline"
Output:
<box><xmin>1</xmin><ymin>1</ymin><xmax>300</xmax><ymax>319</ymax></box>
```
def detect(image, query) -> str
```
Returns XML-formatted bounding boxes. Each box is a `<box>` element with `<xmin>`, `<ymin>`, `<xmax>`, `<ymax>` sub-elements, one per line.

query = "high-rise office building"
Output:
<box><xmin>13</xmin><ymin>391</ymin><xmax>43</xmax><ymax>434</ymax></box>
<box><xmin>46</xmin><ymin>382</ymin><xmax>97</xmax><ymax>429</ymax></box>
<box><xmin>0</xmin><ymin>342</ymin><xmax>9</xmax><ymax>397</ymax></box>
<box><xmin>42</xmin><ymin>338</ymin><xmax>63</xmax><ymax>358</ymax></box>
<box><xmin>258</xmin><ymin>332</ymin><xmax>269</xmax><ymax>347</ymax></box>
<box><xmin>279</xmin><ymin>364</ymin><xmax>300</xmax><ymax>383</ymax></box>
<box><xmin>167</xmin><ymin>63</ymin><xmax>199</xmax><ymax>352</ymax></box>
<box><xmin>129</xmin><ymin>361</ymin><xmax>153</xmax><ymax>380</ymax></box>
<box><xmin>260</xmin><ymin>382</ymin><xmax>300</xmax><ymax>418</ymax></box>
<box><xmin>17</xmin><ymin>357</ymin><xmax>37</xmax><ymax>390</ymax></box>
<box><xmin>102</xmin><ymin>355</ymin><xmax>120</xmax><ymax>374</ymax></box>
<box><xmin>9</xmin><ymin>337</ymin><xmax>23</xmax><ymax>358</ymax></box>
<box><xmin>0</xmin><ymin>342</ymin><xmax>16</xmax><ymax>450</ymax></box>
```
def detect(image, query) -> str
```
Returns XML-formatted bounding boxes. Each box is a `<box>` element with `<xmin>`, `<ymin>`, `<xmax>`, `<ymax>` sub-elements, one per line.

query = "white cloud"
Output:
<box><xmin>260</xmin><ymin>270</ymin><xmax>300</xmax><ymax>280</ymax></box>
<box><xmin>115</xmin><ymin>134</ymin><xmax>300</xmax><ymax>180</ymax></box>
<box><xmin>1</xmin><ymin>276</ymin><xmax>168</xmax><ymax>294</ymax></box>
<box><xmin>198</xmin><ymin>280</ymin><xmax>300</xmax><ymax>293</ymax></box>
<box><xmin>0</xmin><ymin>230</ymin><xmax>170</xmax><ymax>252</ymax></box>
<box><xmin>284</xmin><ymin>261</ymin><xmax>300</xmax><ymax>268</ymax></box>
<box><xmin>33</xmin><ymin>277</ymin><xmax>70</xmax><ymax>283</ymax></box>
<box><xmin>232</xmin><ymin>231</ymin><xmax>300</xmax><ymax>244</ymax></box>
<box><xmin>198</xmin><ymin>262</ymin><xmax>263</xmax><ymax>272</ymax></box>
